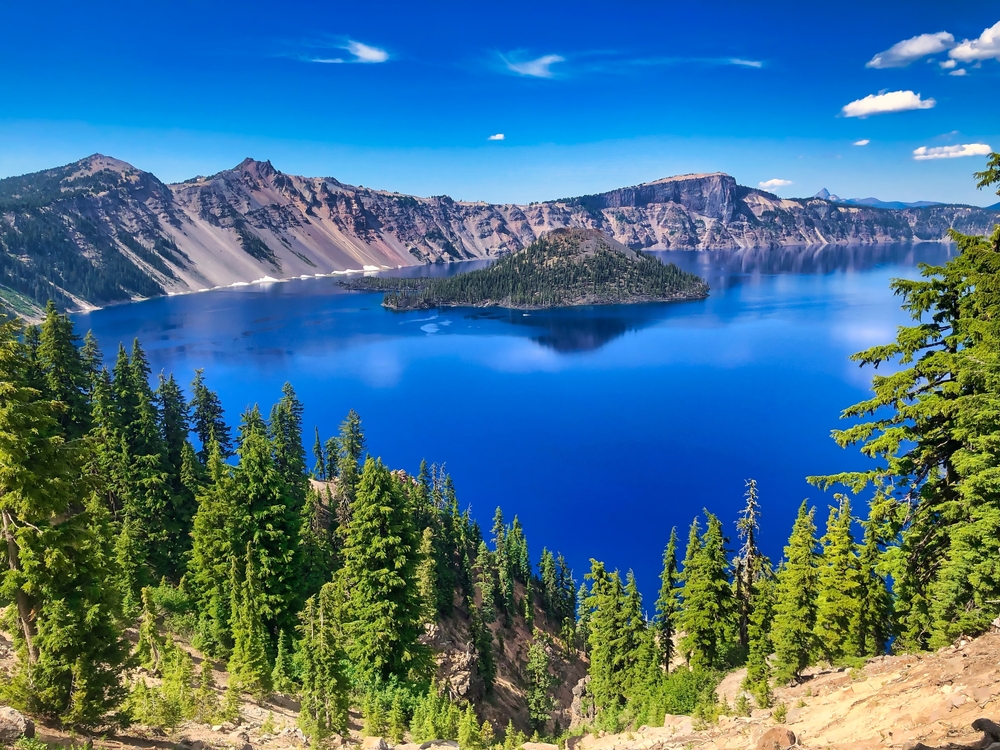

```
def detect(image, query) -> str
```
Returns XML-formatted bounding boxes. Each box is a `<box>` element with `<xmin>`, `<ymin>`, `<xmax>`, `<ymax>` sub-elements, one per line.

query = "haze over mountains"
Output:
<box><xmin>812</xmin><ymin>188</ymin><xmax>946</xmax><ymax>210</ymax></box>
<box><xmin>1</xmin><ymin>154</ymin><xmax>997</xmax><ymax>316</ymax></box>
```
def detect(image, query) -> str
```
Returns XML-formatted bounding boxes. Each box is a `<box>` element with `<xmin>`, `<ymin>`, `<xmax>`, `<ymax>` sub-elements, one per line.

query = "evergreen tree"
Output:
<box><xmin>417</xmin><ymin>526</ymin><xmax>439</xmax><ymax>623</ymax></box>
<box><xmin>299</xmin><ymin>485</ymin><xmax>336</xmax><ymax>603</ymax></box>
<box><xmin>269</xmin><ymin>382</ymin><xmax>307</xmax><ymax>487</ymax></box>
<box><xmin>678</xmin><ymin>512</ymin><xmax>734</xmax><ymax>670</ymax></box>
<box><xmin>271</xmin><ymin>631</ymin><xmax>297</xmax><ymax>694</ymax></box>
<box><xmin>190</xmin><ymin>369</ymin><xmax>233</xmax><ymax>460</ymax></box>
<box><xmin>584</xmin><ymin>560</ymin><xmax>629</xmax><ymax>716</ymax></box>
<box><xmin>298</xmin><ymin>586</ymin><xmax>350</xmax><ymax>742</ymax></box>
<box><xmin>156</xmin><ymin>372</ymin><xmax>197</xmax><ymax>579</ymax></box>
<box><xmin>227</xmin><ymin>546</ymin><xmax>273</xmax><ymax>699</ymax></box>
<box><xmin>814</xmin><ymin>497</ymin><xmax>861</xmax><ymax>663</ymax></box>
<box><xmin>458</xmin><ymin>704</ymin><xmax>481</xmax><ymax>750</ymax></box>
<box><xmin>771</xmin><ymin>502</ymin><xmax>819</xmax><ymax>683</ymax></box>
<box><xmin>654</xmin><ymin>527</ymin><xmax>679</xmax><ymax>670</ymax></box>
<box><xmin>0</xmin><ymin>319</ymin><xmax>129</xmax><ymax>727</ymax></box>
<box><xmin>80</xmin><ymin>329</ymin><xmax>103</xmax><ymax>387</ymax></box>
<box><xmin>37</xmin><ymin>301</ymin><xmax>90</xmax><ymax>437</ymax></box>
<box><xmin>734</xmin><ymin>479</ymin><xmax>766</xmax><ymax>653</ymax></box>
<box><xmin>312</xmin><ymin>426</ymin><xmax>326</xmax><ymax>480</ymax></box>
<box><xmin>136</xmin><ymin>587</ymin><xmax>165</xmax><ymax>672</ymax></box>
<box><xmin>233</xmin><ymin>405</ymin><xmax>303</xmax><ymax>643</ymax></box>
<box><xmin>856</xmin><ymin>508</ymin><xmax>892</xmax><ymax>657</ymax></box>
<box><xmin>742</xmin><ymin>570</ymin><xmax>776</xmax><ymax>707</ymax></box>
<box><xmin>525</xmin><ymin>636</ymin><xmax>555</xmax><ymax>735</ymax></box>
<box><xmin>187</xmin><ymin>440</ymin><xmax>239</xmax><ymax>657</ymax></box>
<box><xmin>333</xmin><ymin>409</ymin><xmax>365</xmax><ymax>527</ymax></box>
<box><xmin>341</xmin><ymin>457</ymin><xmax>426</xmax><ymax>682</ymax></box>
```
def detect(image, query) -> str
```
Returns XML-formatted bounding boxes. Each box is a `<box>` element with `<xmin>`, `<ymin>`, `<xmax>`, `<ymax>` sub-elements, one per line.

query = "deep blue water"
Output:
<box><xmin>75</xmin><ymin>242</ymin><xmax>954</xmax><ymax>605</ymax></box>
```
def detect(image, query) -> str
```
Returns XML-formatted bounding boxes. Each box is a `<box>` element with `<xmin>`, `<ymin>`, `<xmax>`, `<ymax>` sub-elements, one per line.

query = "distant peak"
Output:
<box><xmin>233</xmin><ymin>157</ymin><xmax>278</xmax><ymax>176</ymax></box>
<box><xmin>813</xmin><ymin>188</ymin><xmax>842</xmax><ymax>202</ymax></box>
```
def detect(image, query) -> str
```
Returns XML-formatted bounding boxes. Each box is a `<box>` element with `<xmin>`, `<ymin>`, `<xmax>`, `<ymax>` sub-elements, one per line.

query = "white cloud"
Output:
<box><xmin>841</xmin><ymin>90</ymin><xmax>936</xmax><ymax>118</ymax></box>
<box><xmin>912</xmin><ymin>143</ymin><xmax>993</xmax><ymax>160</ymax></box>
<box><xmin>729</xmin><ymin>58</ymin><xmax>763</xmax><ymax>68</ymax></box>
<box><xmin>949</xmin><ymin>68</ymin><xmax>968</xmax><ymax>76</ymax></box>
<box><xmin>759</xmin><ymin>178</ymin><xmax>793</xmax><ymax>189</ymax></box>
<box><xmin>307</xmin><ymin>40</ymin><xmax>388</xmax><ymax>64</ymax></box>
<box><xmin>949</xmin><ymin>20</ymin><xmax>1000</xmax><ymax>62</ymax></box>
<box><xmin>853</xmin><ymin>139</ymin><xmax>870</xmax><ymax>146</ymax></box>
<box><xmin>866</xmin><ymin>31</ymin><xmax>954</xmax><ymax>68</ymax></box>
<box><xmin>487</xmin><ymin>133</ymin><xmax>505</xmax><ymax>141</ymax></box>
<box><xmin>346</xmin><ymin>40</ymin><xmax>389</xmax><ymax>63</ymax></box>
<box><xmin>504</xmin><ymin>54</ymin><xmax>565</xmax><ymax>78</ymax></box>
<box><xmin>940</xmin><ymin>59</ymin><xmax>957</xmax><ymax>69</ymax></box>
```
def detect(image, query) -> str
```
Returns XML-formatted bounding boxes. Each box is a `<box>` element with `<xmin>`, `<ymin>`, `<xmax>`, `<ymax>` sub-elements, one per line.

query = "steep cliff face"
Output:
<box><xmin>1</xmin><ymin>155</ymin><xmax>996</xmax><ymax>314</ymax></box>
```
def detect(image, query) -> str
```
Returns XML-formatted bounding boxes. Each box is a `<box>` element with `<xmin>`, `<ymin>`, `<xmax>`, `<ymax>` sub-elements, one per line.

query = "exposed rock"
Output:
<box><xmin>361</xmin><ymin>738</ymin><xmax>390</xmax><ymax>750</ymax></box>
<box><xmin>522</xmin><ymin>743</ymin><xmax>559</xmax><ymax>750</ymax></box>
<box><xmin>570</xmin><ymin>676</ymin><xmax>593</xmax><ymax>727</ymax></box>
<box><xmin>662</xmin><ymin>715</ymin><xmax>694</xmax><ymax>735</ymax></box>
<box><xmin>2</xmin><ymin>155</ymin><xmax>996</xmax><ymax>317</ymax></box>
<box><xmin>418</xmin><ymin>742</ymin><xmax>459</xmax><ymax>750</ymax></box>
<box><xmin>0</xmin><ymin>707</ymin><xmax>34</xmax><ymax>742</ymax></box>
<box><xmin>755</xmin><ymin>726</ymin><xmax>796</xmax><ymax>750</ymax></box>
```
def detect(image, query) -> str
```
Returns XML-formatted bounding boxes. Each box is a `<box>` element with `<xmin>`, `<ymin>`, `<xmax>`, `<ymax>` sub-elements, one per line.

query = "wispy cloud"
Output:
<box><xmin>866</xmin><ymin>31</ymin><xmax>954</xmax><ymax>68</ymax></box>
<box><xmin>487</xmin><ymin>133</ymin><xmax>505</xmax><ymax>141</ymax></box>
<box><xmin>853</xmin><ymin>139</ymin><xmax>870</xmax><ymax>146</ymax></box>
<box><xmin>841</xmin><ymin>90</ymin><xmax>935</xmax><ymax>118</ymax></box>
<box><xmin>949</xmin><ymin>68</ymin><xmax>968</xmax><ymax>76</ymax></box>
<box><xmin>759</xmin><ymin>178</ymin><xmax>792</xmax><ymax>189</ymax></box>
<box><xmin>949</xmin><ymin>20</ymin><xmax>1000</xmax><ymax>62</ymax></box>
<box><xmin>913</xmin><ymin>143</ymin><xmax>992</xmax><ymax>160</ymax></box>
<box><xmin>502</xmin><ymin>53</ymin><xmax>565</xmax><ymax>78</ymax></box>
<box><xmin>304</xmin><ymin>39</ymin><xmax>389</xmax><ymax>64</ymax></box>
<box><xmin>728</xmin><ymin>58</ymin><xmax>763</xmax><ymax>68</ymax></box>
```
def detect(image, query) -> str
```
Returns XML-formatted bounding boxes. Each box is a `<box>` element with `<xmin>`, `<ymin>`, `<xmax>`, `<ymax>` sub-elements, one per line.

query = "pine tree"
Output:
<box><xmin>227</xmin><ymin>547</ymin><xmax>273</xmax><ymax>699</ymax></box>
<box><xmin>417</xmin><ymin>526</ymin><xmax>439</xmax><ymax>623</ymax></box>
<box><xmin>333</xmin><ymin>409</ymin><xmax>365</xmax><ymax>527</ymax></box>
<box><xmin>312</xmin><ymin>426</ymin><xmax>326</xmax><ymax>479</ymax></box>
<box><xmin>299</xmin><ymin>485</ymin><xmax>336</xmax><ymax>602</ymax></box>
<box><xmin>654</xmin><ymin>527</ymin><xmax>679</xmax><ymax>670</ymax></box>
<box><xmin>136</xmin><ymin>587</ymin><xmax>166</xmax><ymax>672</ymax></box>
<box><xmin>190</xmin><ymin>369</ymin><xmax>233</xmax><ymax>460</ymax></box>
<box><xmin>585</xmin><ymin>560</ymin><xmax>629</xmax><ymax>716</ymax></box>
<box><xmin>678</xmin><ymin>512</ymin><xmax>734</xmax><ymax>671</ymax></box>
<box><xmin>37</xmin><ymin>301</ymin><xmax>90</xmax><ymax>438</ymax></box>
<box><xmin>814</xmin><ymin>497</ymin><xmax>861</xmax><ymax>663</ymax></box>
<box><xmin>458</xmin><ymin>703</ymin><xmax>481</xmax><ymax>750</ymax></box>
<box><xmin>80</xmin><ymin>329</ymin><xmax>103</xmax><ymax>388</ymax></box>
<box><xmin>233</xmin><ymin>405</ymin><xmax>303</xmax><ymax>642</ymax></box>
<box><xmin>193</xmin><ymin>662</ymin><xmax>221</xmax><ymax>724</ymax></box>
<box><xmin>298</xmin><ymin>587</ymin><xmax>350</xmax><ymax>742</ymax></box>
<box><xmin>0</xmin><ymin>320</ymin><xmax>129</xmax><ymax>727</ymax></box>
<box><xmin>187</xmin><ymin>440</ymin><xmax>239</xmax><ymax>657</ymax></box>
<box><xmin>856</xmin><ymin>509</ymin><xmax>892</xmax><ymax>657</ymax></box>
<box><xmin>742</xmin><ymin>570</ymin><xmax>776</xmax><ymax>708</ymax></box>
<box><xmin>156</xmin><ymin>372</ymin><xmax>197</xmax><ymax>579</ymax></box>
<box><xmin>271</xmin><ymin>631</ymin><xmax>297</xmax><ymax>694</ymax></box>
<box><xmin>771</xmin><ymin>502</ymin><xmax>819</xmax><ymax>684</ymax></box>
<box><xmin>734</xmin><ymin>479</ymin><xmax>766</xmax><ymax>653</ymax></box>
<box><xmin>341</xmin><ymin>457</ymin><xmax>426</xmax><ymax>682</ymax></box>
<box><xmin>269</xmin><ymin>382</ymin><xmax>307</xmax><ymax>487</ymax></box>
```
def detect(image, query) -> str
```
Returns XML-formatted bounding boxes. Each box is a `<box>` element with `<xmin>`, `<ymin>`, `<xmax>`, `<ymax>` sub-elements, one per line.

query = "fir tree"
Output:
<box><xmin>417</xmin><ymin>526</ymin><xmax>439</xmax><ymax>623</ymax></box>
<box><xmin>341</xmin><ymin>457</ymin><xmax>426</xmax><ymax>682</ymax></box>
<box><xmin>654</xmin><ymin>527</ymin><xmax>679</xmax><ymax>670</ymax></box>
<box><xmin>227</xmin><ymin>546</ymin><xmax>273</xmax><ymax>699</ymax></box>
<box><xmin>856</xmin><ymin>508</ymin><xmax>892</xmax><ymax>657</ymax></box>
<box><xmin>0</xmin><ymin>319</ymin><xmax>129</xmax><ymax>727</ymax></box>
<box><xmin>333</xmin><ymin>409</ymin><xmax>365</xmax><ymax>528</ymax></box>
<box><xmin>742</xmin><ymin>569</ymin><xmax>776</xmax><ymax>707</ymax></box>
<box><xmin>312</xmin><ymin>426</ymin><xmax>326</xmax><ymax>480</ymax></box>
<box><xmin>37</xmin><ymin>301</ymin><xmax>90</xmax><ymax>438</ymax></box>
<box><xmin>678</xmin><ymin>512</ymin><xmax>734</xmax><ymax>671</ymax></box>
<box><xmin>271</xmin><ymin>631</ymin><xmax>297</xmax><ymax>694</ymax></box>
<box><xmin>190</xmin><ymin>369</ymin><xmax>233</xmax><ymax>460</ymax></box>
<box><xmin>814</xmin><ymin>497</ymin><xmax>861</xmax><ymax>663</ymax></box>
<box><xmin>298</xmin><ymin>588</ymin><xmax>350</xmax><ymax>742</ymax></box>
<box><xmin>734</xmin><ymin>479</ymin><xmax>766</xmax><ymax>653</ymax></box>
<box><xmin>771</xmin><ymin>502</ymin><xmax>819</xmax><ymax>683</ymax></box>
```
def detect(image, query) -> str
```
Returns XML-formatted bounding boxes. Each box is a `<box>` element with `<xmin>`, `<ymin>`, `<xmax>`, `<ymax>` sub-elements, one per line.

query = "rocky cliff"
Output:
<box><xmin>1</xmin><ymin>155</ymin><xmax>996</xmax><ymax>315</ymax></box>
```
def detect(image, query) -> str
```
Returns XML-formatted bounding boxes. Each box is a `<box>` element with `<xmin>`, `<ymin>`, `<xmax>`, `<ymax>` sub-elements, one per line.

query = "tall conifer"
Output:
<box><xmin>771</xmin><ymin>502</ymin><xmax>819</xmax><ymax>683</ymax></box>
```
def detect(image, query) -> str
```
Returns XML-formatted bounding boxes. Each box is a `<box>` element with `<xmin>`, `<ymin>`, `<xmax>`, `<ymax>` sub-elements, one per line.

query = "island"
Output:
<box><xmin>341</xmin><ymin>227</ymin><xmax>709</xmax><ymax>310</ymax></box>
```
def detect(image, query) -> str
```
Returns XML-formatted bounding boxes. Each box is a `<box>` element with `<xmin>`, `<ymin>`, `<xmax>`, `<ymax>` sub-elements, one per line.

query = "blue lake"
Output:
<box><xmin>75</xmin><ymin>242</ymin><xmax>954</xmax><ymax>604</ymax></box>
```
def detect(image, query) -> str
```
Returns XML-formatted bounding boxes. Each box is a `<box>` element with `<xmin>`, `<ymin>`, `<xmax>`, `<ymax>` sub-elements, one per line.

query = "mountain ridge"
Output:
<box><xmin>1</xmin><ymin>155</ymin><xmax>997</xmax><ymax>316</ymax></box>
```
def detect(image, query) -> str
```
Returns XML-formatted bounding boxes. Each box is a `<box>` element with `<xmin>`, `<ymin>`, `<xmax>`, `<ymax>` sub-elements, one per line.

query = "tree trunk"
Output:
<box><xmin>2</xmin><ymin>509</ymin><xmax>38</xmax><ymax>663</ymax></box>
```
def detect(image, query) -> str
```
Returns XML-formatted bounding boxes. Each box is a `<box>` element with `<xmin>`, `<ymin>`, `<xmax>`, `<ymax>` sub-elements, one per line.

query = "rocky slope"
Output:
<box><xmin>1</xmin><ymin>155</ymin><xmax>997</xmax><ymax>316</ymax></box>
<box><xmin>575</xmin><ymin>631</ymin><xmax>1000</xmax><ymax>750</ymax></box>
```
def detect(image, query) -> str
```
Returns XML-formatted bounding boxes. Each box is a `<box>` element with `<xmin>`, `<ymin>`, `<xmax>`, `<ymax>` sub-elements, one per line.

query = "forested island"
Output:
<box><xmin>341</xmin><ymin>228</ymin><xmax>709</xmax><ymax>310</ymax></box>
<box><xmin>0</xmin><ymin>164</ymin><xmax>997</xmax><ymax>750</ymax></box>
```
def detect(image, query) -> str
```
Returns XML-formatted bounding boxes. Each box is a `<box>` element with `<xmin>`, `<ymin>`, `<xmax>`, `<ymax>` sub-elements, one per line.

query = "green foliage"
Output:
<box><xmin>678</xmin><ymin>512</ymin><xmax>736</xmax><ymax>671</ymax></box>
<box><xmin>525</xmin><ymin>634</ymin><xmax>556</xmax><ymax>734</ymax></box>
<box><xmin>298</xmin><ymin>587</ymin><xmax>350</xmax><ymax>743</ymax></box>
<box><xmin>227</xmin><ymin>547</ymin><xmax>273</xmax><ymax>699</ymax></box>
<box><xmin>356</xmin><ymin>229</ymin><xmax>708</xmax><ymax>310</ymax></box>
<box><xmin>814</xmin><ymin>498</ymin><xmax>861</xmax><ymax>663</ymax></box>
<box><xmin>341</xmin><ymin>457</ymin><xmax>427</xmax><ymax>683</ymax></box>
<box><xmin>771</xmin><ymin>502</ymin><xmax>819</xmax><ymax>684</ymax></box>
<box><xmin>772</xmin><ymin>703</ymin><xmax>788</xmax><ymax>724</ymax></box>
<box><xmin>654</xmin><ymin>528</ymin><xmax>680</xmax><ymax>670</ymax></box>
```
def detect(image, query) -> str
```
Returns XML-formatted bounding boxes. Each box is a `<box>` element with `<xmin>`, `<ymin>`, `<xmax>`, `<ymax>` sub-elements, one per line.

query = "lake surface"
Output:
<box><xmin>75</xmin><ymin>242</ymin><xmax>954</xmax><ymax>604</ymax></box>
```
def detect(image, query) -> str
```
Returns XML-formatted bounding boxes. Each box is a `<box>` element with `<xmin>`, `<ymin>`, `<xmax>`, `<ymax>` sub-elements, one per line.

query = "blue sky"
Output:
<box><xmin>2</xmin><ymin>0</ymin><xmax>998</xmax><ymax>204</ymax></box>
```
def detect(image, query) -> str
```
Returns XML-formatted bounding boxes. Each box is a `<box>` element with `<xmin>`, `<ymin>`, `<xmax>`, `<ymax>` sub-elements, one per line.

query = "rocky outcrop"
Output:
<box><xmin>1</xmin><ymin>155</ymin><xmax>997</xmax><ymax>316</ymax></box>
<box><xmin>0</xmin><ymin>706</ymin><xmax>34</xmax><ymax>742</ymax></box>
